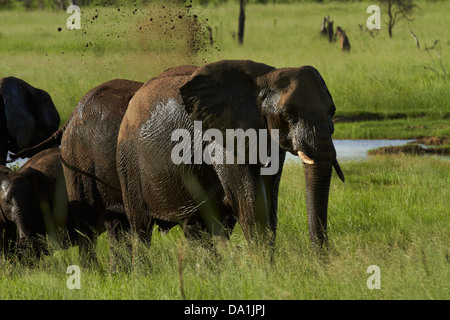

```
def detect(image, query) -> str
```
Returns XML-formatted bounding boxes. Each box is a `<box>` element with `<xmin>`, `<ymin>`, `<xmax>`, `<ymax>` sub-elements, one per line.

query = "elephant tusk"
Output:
<box><xmin>333</xmin><ymin>158</ymin><xmax>345</xmax><ymax>183</ymax></box>
<box><xmin>298</xmin><ymin>151</ymin><xmax>314</xmax><ymax>165</ymax></box>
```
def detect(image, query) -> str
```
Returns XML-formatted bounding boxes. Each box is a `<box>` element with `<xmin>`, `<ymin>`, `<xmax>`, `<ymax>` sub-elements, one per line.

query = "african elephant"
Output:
<box><xmin>0</xmin><ymin>148</ymin><xmax>72</xmax><ymax>259</ymax></box>
<box><xmin>11</xmin><ymin>79</ymin><xmax>143</xmax><ymax>265</ymax></box>
<box><xmin>0</xmin><ymin>77</ymin><xmax>60</xmax><ymax>165</ymax></box>
<box><xmin>58</xmin><ymin>79</ymin><xmax>143</xmax><ymax>266</ymax></box>
<box><xmin>116</xmin><ymin>60</ymin><xmax>344</xmax><ymax>253</ymax></box>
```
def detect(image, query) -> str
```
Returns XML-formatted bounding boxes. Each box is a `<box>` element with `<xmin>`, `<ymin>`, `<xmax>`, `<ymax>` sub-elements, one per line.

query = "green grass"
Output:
<box><xmin>0</xmin><ymin>1</ymin><xmax>448</xmax><ymax>138</ymax></box>
<box><xmin>1</xmin><ymin>156</ymin><xmax>448</xmax><ymax>299</ymax></box>
<box><xmin>199</xmin><ymin>0</ymin><xmax>449</xmax><ymax>138</ymax></box>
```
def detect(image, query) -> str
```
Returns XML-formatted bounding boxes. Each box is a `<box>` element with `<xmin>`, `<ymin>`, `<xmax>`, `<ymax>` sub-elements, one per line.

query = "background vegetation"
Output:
<box><xmin>0</xmin><ymin>0</ymin><xmax>448</xmax><ymax>138</ymax></box>
<box><xmin>0</xmin><ymin>0</ymin><xmax>448</xmax><ymax>300</ymax></box>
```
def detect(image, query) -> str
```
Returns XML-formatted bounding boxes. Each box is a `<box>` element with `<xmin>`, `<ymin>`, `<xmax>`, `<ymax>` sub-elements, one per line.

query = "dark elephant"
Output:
<box><xmin>0</xmin><ymin>77</ymin><xmax>60</xmax><ymax>165</ymax></box>
<box><xmin>0</xmin><ymin>148</ymin><xmax>72</xmax><ymax>259</ymax></box>
<box><xmin>116</xmin><ymin>60</ymin><xmax>344</xmax><ymax>254</ymax></box>
<box><xmin>58</xmin><ymin>79</ymin><xmax>143</xmax><ymax>266</ymax></box>
<box><xmin>12</xmin><ymin>79</ymin><xmax>143</xmax><ymax>265</ymax></box>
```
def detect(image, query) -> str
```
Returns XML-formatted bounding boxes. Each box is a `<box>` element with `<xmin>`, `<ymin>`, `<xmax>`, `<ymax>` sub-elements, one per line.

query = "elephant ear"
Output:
<box><xmin>2</xmin><ymin>77</ymin><xmax>60</xmax><ymax>152</ymax></box>
<box><xmin>32</xmin><ymin>88</ymin><xmax>60</xmax><ymax>134</ymax></box>
<box><xmin>179</xmin><ymin>60</ymin><xmax>275</xmax><ymax>132</ymax></box>
<box><xmin>1</xmin><ymin>77</ymin><xmax>36</xmax><ymax>152</ymax></box>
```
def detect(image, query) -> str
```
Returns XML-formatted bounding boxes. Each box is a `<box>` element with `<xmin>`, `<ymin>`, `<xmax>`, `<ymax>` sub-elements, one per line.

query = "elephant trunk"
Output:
<box><xmin>303</xmin><ymin>162</ymin><xmax>332</xmax><ymax>251</ymax></box>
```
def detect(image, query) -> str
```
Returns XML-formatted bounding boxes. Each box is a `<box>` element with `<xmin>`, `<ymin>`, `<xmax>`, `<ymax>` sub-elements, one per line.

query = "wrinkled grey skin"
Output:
<box><xmin>0</xmin><ymin>77</ymin><xmax>60</xmax><ymax>165</ymax></box>
<box><xmin>60</xmin><ymin>79</ymin><xmax>143</xmax><ymax>266</ymax></box>
<box><xmin>117</xmin><ymin>60</ymin><xmax>344</xmax><ymax>253</ymax></box>
<box><xmin>0</xmin><ymin>148</ymin><xmax>72</xmax><ymax>259</ymax></box>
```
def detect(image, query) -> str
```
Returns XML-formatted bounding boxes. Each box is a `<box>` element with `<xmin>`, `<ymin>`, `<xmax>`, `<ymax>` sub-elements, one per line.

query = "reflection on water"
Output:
<box><xmin>286</xmin><ymin>139</ymin><xmax>414</xmax><ymax>163</ymax></box>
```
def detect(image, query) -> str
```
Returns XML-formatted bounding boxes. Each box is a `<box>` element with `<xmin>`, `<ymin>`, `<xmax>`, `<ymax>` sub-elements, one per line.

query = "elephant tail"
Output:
<box><xmin>8</xmin><ymin>127</ymin><xmax>63</xmax><ymax>161</ymax></box>
<box><xmin>8</xmin><ymin>113</ymin><xmax>73</xmax><ymax>161</ymax></box>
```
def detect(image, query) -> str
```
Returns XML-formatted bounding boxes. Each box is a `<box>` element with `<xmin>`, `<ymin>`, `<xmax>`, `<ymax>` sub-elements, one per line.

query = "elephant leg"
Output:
<box><xmin>78</xmin><ymin>229</ymin><xmax>98</xmax><ymax>268</ymax></box>
<box><xmin>215</xmin><ymin>164</ymin><xmax>273</xmax><ymax>246</ymax></box>
<box><xmin>254</xmin><ymin>174</ymin><xmax>275</xmax><ymax>245</ymax></box>
<box><xmin>68</xmin><ymin>200</ymin><xmax>100</xmax><ymax>267</ymax></box>
<box><xmin>120</xmin><ymin>179</ymin><xmax>155</xmax><ymax>269</ymax></box>
<box><xmin>0</xmin><ymin>223</ymin><xmax>7</xmax><ymax>257</ymax></box>
<box><xmin>105</xmin><ymin>217</ymin><xmax>131</xmax><ymax>272</ymax></box>
<box><xmin>129</xmin><ymin>219</ymin><xmax>154</xmax><ymax>272</ymax></box>
<box><xmin>219</xmin><ymin>204</ymin><xmax>237</xmax><ymax>240</ymax></box>
<box><xmin>183</xmin><ymin>217</ymin><xmax>207</xmax><ymax>241</ymax></box>
<box><xmin>0</xmin><ymin>221</ymin><xmax>17</xmax><ymax>258</ymax></box>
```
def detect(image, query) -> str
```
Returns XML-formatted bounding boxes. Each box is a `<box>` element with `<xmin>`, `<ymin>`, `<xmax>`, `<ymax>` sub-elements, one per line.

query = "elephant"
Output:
<box><xmin>0</xmin><ymin>148</ymin><xmax>73</xmax><ymax>259</ymax></box>
<box><xmin>116</xmin><ymin>60</ymin><xmax>345</xmax><ymax>254</ymax></box>
<box><xmin>58</xmin><ymin>79</ymin><xmax>143</xmax><ymax>266</ymax></box>
<box><xmin>0</xmin><ymin>77</ymin><xmax>60</xmax><ymax>165</ymax></box>
<box><xmin>11</xmin><ymin>79</ymin><xmax>143</xmax><ymax>266</ymax></box>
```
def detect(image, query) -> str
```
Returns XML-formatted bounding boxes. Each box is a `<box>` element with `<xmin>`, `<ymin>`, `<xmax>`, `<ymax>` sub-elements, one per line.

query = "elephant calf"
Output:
<box><xmin>0</xmin><ymin>148</ymin><xmax>73</xmax><ymax>259</ymax></box>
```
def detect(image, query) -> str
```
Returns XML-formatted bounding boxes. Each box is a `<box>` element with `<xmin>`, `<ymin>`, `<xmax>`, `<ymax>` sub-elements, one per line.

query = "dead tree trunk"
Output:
<box><xmin>387</xmin><ymin>0</ymin><xmax>394</xmax><ymax>38</ymax></box>
<box><xmin>327</xmin><ymin>19</ymin><xmax>334</xmax><ymax>43</ymax></box>
<box><xmin>238</xmin><ymin>0</ymin><xmax>246</xmax><ymax>45</ymax></box>
<box><xmin>206</xmin><ymin>26</ymin><xmax>213</xmax><ymax>45</ymax></box>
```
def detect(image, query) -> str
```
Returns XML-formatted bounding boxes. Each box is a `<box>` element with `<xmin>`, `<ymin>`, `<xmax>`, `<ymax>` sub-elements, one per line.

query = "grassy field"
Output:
<box><xmin>0</xmin><ymin>1</ymin><xmax>449</xmax><ymax>300</ymax></box>
<box><xmin>0</xmin><ymin>155</ymin><xmax>448</xmax><ymax>299</ymax></box>
<box><xmin>201</xmin><ymin>0</ymin><xmax>449</xmax><ymax>139</ymax></box>
<box><xmin>0</xmin><ymin>1</ymin><xmax>448</xmax><ymax>139</ymax></box>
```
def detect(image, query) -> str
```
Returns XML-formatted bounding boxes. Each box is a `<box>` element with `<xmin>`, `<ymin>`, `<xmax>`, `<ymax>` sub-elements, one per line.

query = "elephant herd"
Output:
<box><xmin>0</xmin><ymin>60</ymin><xmax>344</xmax><ymax>266</ymax></box>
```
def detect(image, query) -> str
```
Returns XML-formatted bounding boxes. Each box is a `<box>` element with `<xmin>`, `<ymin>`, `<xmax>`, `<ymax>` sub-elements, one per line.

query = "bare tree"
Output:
<box><xmin>336</xmin><ymin>26</ymin><xmax>351</xmax><ymax>52</ymax></box>
<box><xmin>327</xmin><ymin>18</ymin><xmax>334</xmax><ymax>43</ymax></box>
<box><xmin>238</xmin><ymin>0</ymin><xmax>246</xmax><ymax>45</ymax></box>
<box><xmin>379</xmin><ymin>0</ymin><xmax>417</xmax><ymax>38</ymax></box>
<box><xmin>320</xmin><ymin>16</ymin><xmax>328</xmax><ymax>37</ymax></box>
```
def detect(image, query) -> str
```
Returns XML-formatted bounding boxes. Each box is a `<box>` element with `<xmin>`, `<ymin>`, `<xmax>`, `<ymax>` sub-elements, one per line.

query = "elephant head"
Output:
<box><xmin>0</xmin><ymin>77</ymin><xmax>60</xmax><ymax>164</ymax></box>
<box><xmin>180</xmin><ymin>60</ymin><xmax>344</xmax><ymax>249</ymax></box>
<box><xmin>258</xmin><ymin>66</ymin><xmax>344</xmax><ymax>248</ymax></box>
